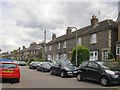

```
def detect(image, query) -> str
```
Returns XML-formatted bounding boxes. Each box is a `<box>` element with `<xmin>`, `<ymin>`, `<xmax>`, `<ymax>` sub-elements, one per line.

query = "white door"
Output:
<box><xmin>90</xmin><ymin>51</ymin><xmax>98</xmax><ymax>61</ymax></box>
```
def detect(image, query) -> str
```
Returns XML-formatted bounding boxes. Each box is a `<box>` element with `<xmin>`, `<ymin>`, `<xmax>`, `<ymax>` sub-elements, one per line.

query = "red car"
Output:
<box><xmin>0</xmin><ymin>62</ymin><xmax>20</xmax><ymax>83</ymax></box>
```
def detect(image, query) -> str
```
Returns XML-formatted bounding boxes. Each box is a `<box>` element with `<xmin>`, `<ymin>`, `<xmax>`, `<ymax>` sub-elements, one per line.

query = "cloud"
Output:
<box><xmin>1</xmin><ymin>1</ymin><xmax>118</xmax><ymax>52</ymax></box>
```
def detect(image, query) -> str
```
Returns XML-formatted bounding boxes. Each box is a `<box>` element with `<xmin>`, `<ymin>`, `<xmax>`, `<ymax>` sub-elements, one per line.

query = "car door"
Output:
<box><xmin>80</xmin><ymin>61</ymin><xmax>89</xmax><ymax>78</ymax></box>
<box><xmin>55</xmin><ymin>60</ymin><xmax>61</xmax><ymax>75</ymax></box>
<box><xmin>87</xmin><ymin>62</ymin><xmax>101</xmax><ymax>81</ymax></box>
<box><xmin>52</xmin><ymin>61</ymin><xmax>61</xmax><ymax>74</ymax></box>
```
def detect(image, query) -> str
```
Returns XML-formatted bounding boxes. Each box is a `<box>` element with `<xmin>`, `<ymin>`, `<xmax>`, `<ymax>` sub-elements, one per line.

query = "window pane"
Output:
<box><xmin>91</xmin><ymin>33</ymin><xmax>97</xmax><ymax>43</ymax></box>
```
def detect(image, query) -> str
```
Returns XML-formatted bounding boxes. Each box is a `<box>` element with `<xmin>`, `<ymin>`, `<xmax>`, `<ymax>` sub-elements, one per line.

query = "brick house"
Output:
<box><xmin>116</xmin><ymin>11</ymin><xmax>120</xmax><ymax>60</ymax></box>
<box><xmin>20</xmin><ymin>42</ymin><xmax>44</xmax><ymax>61</ymax></box>
<box><xmin>46</xmin><ymin>15</ymin><xmax>118</xmax><ymax>61</ymax></box>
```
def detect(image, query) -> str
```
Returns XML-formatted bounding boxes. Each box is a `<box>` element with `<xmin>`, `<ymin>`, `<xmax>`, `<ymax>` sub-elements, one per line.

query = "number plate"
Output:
<box><xmin>4</xmin><ymin>70</ymin><xmax>13</xmax><ymax>73</ymax></box>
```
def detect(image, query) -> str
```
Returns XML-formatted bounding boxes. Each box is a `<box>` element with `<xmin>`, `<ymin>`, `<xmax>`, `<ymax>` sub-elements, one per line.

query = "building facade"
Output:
<box><xmin>20</xmin><ymin>42</ymin><xmax>45</xmax><ymax>61</ymax></box>
<box><xmin>46</xmin><ymin>16</ymin><xmax>118</xmax><ymax>61</ymax></box>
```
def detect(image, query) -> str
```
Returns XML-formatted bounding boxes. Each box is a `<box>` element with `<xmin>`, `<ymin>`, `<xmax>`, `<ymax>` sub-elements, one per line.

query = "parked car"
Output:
<box><xmin>50</xmin><ymin>60</ymin><xmax>78</xmax><ymax>77</ymax></box>
<box><xmin>12</xmin><ymin>60</ymin><xmax>18</xmax><ymax>64</ymax></box>
<box><xmin>29</xmin><ymin>61</ymin><xmax>40</xmax><ymax>69</ymax></box>
<box><xmin>77</xmin><ymin>60</ymin><xmax>120</xmax><ymax>86</ymax></box>
<box><xmin>0</xmin><ymin>62</ymin><xmax>20</xmax><ymax>83</ymax></box>
<box><xmin>0</xmin><ymin>58</ymin><xmax>13</xmax><ymax>62</ymax></box>
<box><xmin>17</xmin><ymin>61</ymin><xmax>26</xmax><ymax>66</ymax></box>
<box><xmin>37</xmin><ymin>62</ymin><xmax>52</xmax><ymax>72</ymax></box>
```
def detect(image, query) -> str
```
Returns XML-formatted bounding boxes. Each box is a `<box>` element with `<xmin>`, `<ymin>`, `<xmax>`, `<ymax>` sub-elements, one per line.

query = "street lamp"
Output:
<box><xmin>70</xmin><ymin>27</ymin><xmax>78</xmax><ymax>66</ymax></box>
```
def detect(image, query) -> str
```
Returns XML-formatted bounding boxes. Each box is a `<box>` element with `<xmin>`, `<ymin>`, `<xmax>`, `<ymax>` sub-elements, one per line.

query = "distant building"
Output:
<box><xmin>20</xmin><ymin>42</ymin><xmax>45</xmax><ymax>61</ymax></box>
<box><xmin>46</xmin><ymin>15</ymin><xmax>118</xmax><ymax>61</ymax></box>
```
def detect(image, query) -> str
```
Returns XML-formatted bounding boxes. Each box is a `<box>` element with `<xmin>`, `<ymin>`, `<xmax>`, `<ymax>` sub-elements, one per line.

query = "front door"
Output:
<box><xmin>90</xmin><ymin>51</ymin><xmax>98</xmax><ymax>61</ymax></box>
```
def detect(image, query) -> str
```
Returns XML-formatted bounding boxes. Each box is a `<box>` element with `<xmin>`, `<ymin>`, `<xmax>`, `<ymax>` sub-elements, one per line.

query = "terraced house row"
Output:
<box><xmin>46</xmin><ymin>15</ymin><xmax>119</xmax><ymax>61</ymax></box>
<box><xmin>2</xmin><ymin>15</ymin><xmax>120</xmax><ymax>62</ymax></box>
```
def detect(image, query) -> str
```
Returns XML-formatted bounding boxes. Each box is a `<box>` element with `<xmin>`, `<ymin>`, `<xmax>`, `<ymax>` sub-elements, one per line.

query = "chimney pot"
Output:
<box><xmin>66</xmin><ymin>27</ymin><xmax>72</xmax><ymax>34</ymax></box>
<box><xmin>52</xmin><ymin>34</ymin><xmax>56</xmax><ymax>40</ymax></box>
<box><xmin>91</xmin><ymin>15</ymin><xmax>98</xmax><ymax>27</ymax></box>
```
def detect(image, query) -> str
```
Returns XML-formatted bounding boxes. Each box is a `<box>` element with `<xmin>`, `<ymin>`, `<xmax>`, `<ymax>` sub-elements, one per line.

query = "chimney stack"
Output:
<box><xmin>91</xmin><ymin>15</ymin><xmax>98</xmax><ymax>28</ymax></box>
<box><xmin>52</xmin><ymin>34</ymin><xmax>56</xmax><ymax>40</ymax></box>
<box><xmin>23</xmin><ymin>46</ymin><xmax>26</xmax><ymax>49</ymax></box>
<box><xmin>66</xmin><ymin>27</ymin><xmax>72</xmax><ymax>34</ymax></box>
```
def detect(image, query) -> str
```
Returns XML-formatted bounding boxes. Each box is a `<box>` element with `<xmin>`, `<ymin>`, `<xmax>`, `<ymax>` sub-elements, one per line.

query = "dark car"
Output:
<box><xmin>50</xmin><ymin>60</ymin><xmax>78</xmax><ymax>77</ymax></box>
<box><xmin>37</xmin><ymin>62</ymin><xmax>52</xmax><ymax>72</ymax></box>
<box><xmin>77</xmin><ymin>61</ymin><xmax>120</xmax><ymax>86</ymax></box>
<box><xmin>17</xmin><ymin>61</ymin><xmax>26</xmax><ymax>66</ymax></box>
<box><xmin>29</xmin><ymin>62</ymin><xmax>40</xmax><ymax>69</ymax></box>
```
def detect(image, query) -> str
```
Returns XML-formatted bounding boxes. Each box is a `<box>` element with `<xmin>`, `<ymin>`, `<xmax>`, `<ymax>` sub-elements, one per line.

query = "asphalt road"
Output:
<box><xmin>1</xmin><ymin>66</ymin><xmax>120</xmax><ymax>89</ymax></box>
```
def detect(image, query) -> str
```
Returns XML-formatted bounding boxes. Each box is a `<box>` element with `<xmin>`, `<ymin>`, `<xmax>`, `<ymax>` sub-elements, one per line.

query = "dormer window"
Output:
<box><xmin>90</xmin><ymin>33</ymin><xmax>97</xmax><ymax>44</ymax></box>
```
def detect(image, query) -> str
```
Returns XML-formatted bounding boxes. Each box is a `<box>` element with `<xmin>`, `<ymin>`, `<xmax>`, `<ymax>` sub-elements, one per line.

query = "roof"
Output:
<box><xmin>27</xmin><ymin>44</ymin><xmax>41</xmax><ymax>51</ymax></box>
<box><xmin>47</xmin><ymin>19</ymin><xmax>117</xmax><ymax>45</ymax></box>
<box><xmin>20</xmin><ymin>43</ymin><xmax>44</xmax><ymax>52</ymax></box>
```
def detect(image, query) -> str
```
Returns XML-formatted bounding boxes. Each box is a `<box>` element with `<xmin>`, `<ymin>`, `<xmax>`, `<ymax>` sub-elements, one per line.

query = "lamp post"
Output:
<box><xmin>71</xmin><ymin>27</ymin><xmax>78</xmax><ymax>66</ymax></box>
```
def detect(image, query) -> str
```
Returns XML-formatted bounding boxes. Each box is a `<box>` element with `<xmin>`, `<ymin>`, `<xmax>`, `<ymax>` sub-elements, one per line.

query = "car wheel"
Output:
<box><xmin>61</xmin><ymin>71</ymin><xmax>65</xmax><ymax>78</ymax></box>
<box><xmin>37</xmin><ymin>68</ymin><xmax>39</xmax><ymax>71</ymax></box>
<box><xmin>77</xmin><ymin>73</ymin><xmax>82</xmax><ymax>81</ymax></box>
<box><xmin>13</xmin><ymin>79</ymin><xmax>20</xmax><ymax>83</ymax></box>
<box><xmin>100</xmin><ymin>77</ymin><xmax>109</xmax><ymax>86</ymax></box>
<box><xmin>42</xmin><ymin>68</ymin><xmax>44</xmax><ymax>72</ymax></box>
<box><xmin>50</xmin><ymin>69</ymin><xmax>54</xmax><ymax>75</ymax></box>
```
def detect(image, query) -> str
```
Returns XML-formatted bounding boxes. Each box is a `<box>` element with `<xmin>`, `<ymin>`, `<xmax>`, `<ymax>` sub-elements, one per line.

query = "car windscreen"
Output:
<box><xmin>43</xmin><ymin>62</ymin><xmax>52</xmax><ymax>66</ymax></box>
<box><xmin>97</xmin><ymin>62</ymin><xmax>119</xmax><ymax>70</ymax></box>
<box><xmin>62</xmin><ymin>60</ymin><xmax>73</xmax><ymax>67</ymax></box>
<box><xmin>0</xmin><ymin>63</ymin><xmax>17</xmax><ymax>68</ymax></box>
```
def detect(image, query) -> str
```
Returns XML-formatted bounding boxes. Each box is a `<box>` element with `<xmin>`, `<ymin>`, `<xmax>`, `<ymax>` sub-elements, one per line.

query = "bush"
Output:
<box><xmin>71</xmin><ymin>45</ymin><xmax>90</xmax><ymax>66</ymax></box>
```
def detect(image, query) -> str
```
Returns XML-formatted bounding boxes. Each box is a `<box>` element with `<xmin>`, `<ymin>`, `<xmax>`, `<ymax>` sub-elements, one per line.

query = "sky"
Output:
<box><xmin>0</xmin><ymin>0</ymin><xmax>119</xmax><ymax>52</ymax></box>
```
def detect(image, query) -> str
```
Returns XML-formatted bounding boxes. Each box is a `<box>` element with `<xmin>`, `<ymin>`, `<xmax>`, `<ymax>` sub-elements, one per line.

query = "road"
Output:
<box><xmin>1</xmin><ymin>66</ymin><xmax>120</xmax><ymax>89</ymax></box>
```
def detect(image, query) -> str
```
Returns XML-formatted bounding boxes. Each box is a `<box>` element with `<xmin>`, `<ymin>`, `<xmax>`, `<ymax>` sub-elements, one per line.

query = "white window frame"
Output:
<box><xmin>63</xmin><ymin>41</ymin><xmax>66</xmax><ymax>48</ymax></box>
<box><xmin>47</xmin><ymin>54</ymin><xmax>52</xmax><ymax>60</ymax></box>
<box><xmin>58</xmin><ymin>43</ymin><xmax>60</xmax><ymax>49</ymax></box>
<box><xmin>90</xmin><ymin>33</ymin><xmax>97</xmax><ymax>44</ymax></box>
<box><xmin>116</xmin><ymin>44</ymin><xmax>120</xmax><ymax>55</ymax></box>
<box><xmin>77</xmin><ymin>37</ymin><xmax>81</xmax><ymax>45</ymax></box>
<box><xmin>63</xmin><ymin>53</ymin><xmax>67</xmax><ymax>60</ymax></box>
<box><xmin>102</xmin><ymin>50</ymin><xmax>108</xmax><ymax>60</ymax></box>
<box><xmin>90</xmin><ymin>51</ymin><xmax>98</xmax><ymax>61</ymax></box>
<box><xmin>49</xmin><ymin>45</ymin><xmax>51</xmax><ymax>50</ymax></box>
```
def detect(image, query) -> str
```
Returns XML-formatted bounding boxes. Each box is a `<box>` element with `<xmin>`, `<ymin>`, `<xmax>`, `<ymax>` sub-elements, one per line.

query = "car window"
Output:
<box><xmin>1</xmin><ymin>63</ymin><xmax>17</xmax><ymax>68</ymax></box>
<box><xmin>57</xmin><ymin>61</ymin><xmax>61</xmax><ymax>66</ymax></box>
<box><xmin>81</xmin><ymin>61</ymin><xmax>88</xmax><ymax>67</ymax></box>
<box><xmin>88</xmin><ymin>62</ymin><xmax>98</xmax><ymax>69</ymax></box>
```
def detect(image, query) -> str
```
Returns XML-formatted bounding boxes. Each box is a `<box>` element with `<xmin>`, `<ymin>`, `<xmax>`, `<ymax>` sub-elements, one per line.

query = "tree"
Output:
<box><xmin>71</xmin><ymin>45</ymin><xmax>90</xmax><ymax>66</ymax></box>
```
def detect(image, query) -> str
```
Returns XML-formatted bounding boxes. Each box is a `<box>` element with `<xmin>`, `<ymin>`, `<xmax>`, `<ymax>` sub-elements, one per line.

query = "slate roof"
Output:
<box><xmin>46</xmin><ymin>19</ymin><xmax>117</xmax><ymax>45</ymax></box>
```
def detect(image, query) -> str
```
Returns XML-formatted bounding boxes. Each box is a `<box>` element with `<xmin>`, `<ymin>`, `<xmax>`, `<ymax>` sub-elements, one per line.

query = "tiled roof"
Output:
<box><xmin>46</xmin><ymin>19</ymin><xmax>117</xmax><ymax>45</ymax></box>
<box><xmin>20</xmin><ymin>44</ymin><xmax>42</xmax><ymax>52</ymax></box>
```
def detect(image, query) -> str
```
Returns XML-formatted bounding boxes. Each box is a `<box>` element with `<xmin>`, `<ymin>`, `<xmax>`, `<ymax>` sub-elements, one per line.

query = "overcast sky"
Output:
<box><xmin>0</xmin><ymin>0</ymin><xmax>119</xmax><ymax>52</ymax></box>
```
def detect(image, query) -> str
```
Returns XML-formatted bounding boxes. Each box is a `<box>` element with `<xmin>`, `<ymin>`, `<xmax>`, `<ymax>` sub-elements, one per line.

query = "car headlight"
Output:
<box><xmin>105</xmin><ymin>70</ymin><xmax>118</xmax><ymax>78</ymax></box>
<box><xmin>105</xmin><ymin>70</ymin><xmax>115</xmax><ymax>75</ymax></box>
<box><xmin>64</xmin><ymin>67</ymin><xmax>70</xmax><ymax>71</ymax></box>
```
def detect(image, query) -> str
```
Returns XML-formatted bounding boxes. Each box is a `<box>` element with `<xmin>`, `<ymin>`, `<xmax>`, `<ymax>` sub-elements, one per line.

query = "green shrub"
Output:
<box><xmin>71</xmin><ymin>45</ymin><xmax>90</xmax><ymax>66</ymax></box>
